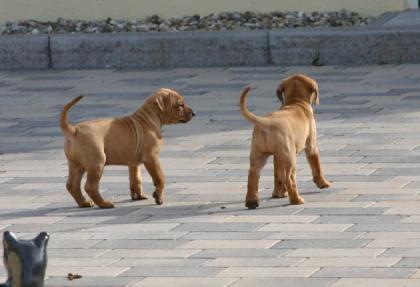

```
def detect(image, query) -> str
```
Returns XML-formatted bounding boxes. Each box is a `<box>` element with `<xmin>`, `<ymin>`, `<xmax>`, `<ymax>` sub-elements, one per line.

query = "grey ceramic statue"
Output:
<box><xmin>1</xmin><ymin>231</ymin><xmax>49</xmax><ymax>287</ymax></box>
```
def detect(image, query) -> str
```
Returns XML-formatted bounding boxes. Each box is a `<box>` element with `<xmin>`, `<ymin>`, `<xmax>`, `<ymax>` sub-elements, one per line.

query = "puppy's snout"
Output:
<box><xmin>191</xmin><ymin>110</ymin><xmax>196</xmax><ymax>117</ymax></box>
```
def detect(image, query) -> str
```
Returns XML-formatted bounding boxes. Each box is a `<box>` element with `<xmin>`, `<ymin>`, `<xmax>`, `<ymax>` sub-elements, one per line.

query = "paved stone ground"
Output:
<box><xmin>0</xmin><ymin>65</ymin><xmax>420</xmax><ymax>286</ymax></box>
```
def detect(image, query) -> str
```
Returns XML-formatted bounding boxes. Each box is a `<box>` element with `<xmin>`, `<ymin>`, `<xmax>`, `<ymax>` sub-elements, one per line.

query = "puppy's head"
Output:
<box><xmin>152</xmin><ymin>88</ymin><xmax>195</xmax><ymax>124</ymax></box>
<box><xmin>277</xmin><ymin>74</ymin><xmax>319</xmax><ymax>106</ymax></box>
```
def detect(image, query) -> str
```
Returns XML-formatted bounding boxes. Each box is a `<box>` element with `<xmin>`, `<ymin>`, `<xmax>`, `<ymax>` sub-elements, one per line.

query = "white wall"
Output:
<box><xmin>0</xmin><ymin>0</ymin><xmax>409</xmax><ymax>22</ymax></box>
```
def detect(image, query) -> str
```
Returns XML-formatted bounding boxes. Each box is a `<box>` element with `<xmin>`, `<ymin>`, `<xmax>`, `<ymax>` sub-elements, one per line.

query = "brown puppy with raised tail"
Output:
<box><xmin>60</xmin><ymin>89</ymin><xmax>195</xmax><ymax>208</ymax></box>
<box><xmin>240</xmin><ymin>74</ymin><xmax>331</xmax><ymax>209</ymax></box>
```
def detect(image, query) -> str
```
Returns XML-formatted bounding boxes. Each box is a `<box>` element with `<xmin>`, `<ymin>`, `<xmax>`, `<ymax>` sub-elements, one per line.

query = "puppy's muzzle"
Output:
<box><xmin>180</xmin><ymin>108</ymin><xmax>195</xmax><ymax>123</ymax></box>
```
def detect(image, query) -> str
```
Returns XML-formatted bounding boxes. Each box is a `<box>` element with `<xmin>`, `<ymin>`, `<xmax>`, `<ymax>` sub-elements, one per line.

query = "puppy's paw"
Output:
<box><xmin>98</xmin><ymin>200</ymin><xmax>115</xmax><ymax>208</ymax></box>
<box><xmin>131</xmin><ymin>192</ymin><xmax>148</xmax><ymax>201</ymax></box>
<box><xmin>78</xmin><ymin>200</ymin><xmax>94</xmax><ymax>208</ymax></box>
<box><xmin>272</xmin><ymin>189</ymin><xmax>287</xmax><ymax>198</ymax></box>
<box><xmin>153</xmin><ymin>192</ymin><xmax>163</xmax><ymax>205</ymax></box>
<box><xmin>314</xmin><ymin>177</ymin><xmax>331</xmax><ymax>189</ymax></box>
<box><xmin>289</xmin><ymin>196</ymin><xmax>305</xmax><ymax>205</ymax></box>
<box><xmin>245</xmin><ymin>200</ymin><xmax>259</xmax><ymax>210</ymax></box>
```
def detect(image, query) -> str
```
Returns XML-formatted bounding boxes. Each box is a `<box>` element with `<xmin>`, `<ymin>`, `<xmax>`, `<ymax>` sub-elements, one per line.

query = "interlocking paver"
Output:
<box><xmin>216</xmin><ymin>267</ymin><xmax>319</xmax><ymax>277</ymax></box>
<box><xmin>46</xmin><ymin>266</ymin><xmax>129</xmax><ymax>277</ymax></box>
<box><xmin>312</xmin><ymin>267</ymin><xmax>416</xmax><ymax>278</ymax></box>
<box><xmin>359</xmin><ymin>232</ymin><xmax>420</xmax><ymax>239</ymax></box>
<box><xmin>179</xmin><ymin>240</ymin><xmax>279</xmax><ymax>249</ymax></box>
<box><xmin>272</xmin><ymin>239</ymin><xmax>369</xmax><ymax>249</ymax></box>
<box><xmin>286</xmin><ymin>248</ymin><xmax>385</xmax><ymax>257</ymax></box>
<box><xmin>119</xmin><ymin>266</ymin><xmax>223</xmax><ymax>277</ymax></box>
<box><xmin>192</xmin><ymin>248</ymin><xmax>290</xmax><ymax>258</ymax></box>
<box><xmin>230</xmin><ymin>278</ymin><xmax>336</xmax><ymax>287</ymax></box>
<box><xmin>100</xmin><ymin>249</ymin><xmax>201</xmax><ymax>258</ymax></box>
<box><xmin>298</xmin><ymin>257</ymin><xmax>401</xmax><ymax>267</ymax></box>
<box><xmin>381</xmin><ymin>248</ymin><xmax>420</xmax><ymax>258</ymax></box>
<box><xmin>204</xmin><ymin>257</ymin><xmax>304</xmax><ymax>267</ymax></box>
<box><xmin>131</xmin><ymin>277</ymin><xmax>237</xmax><ymax>287</ymax></box>
<box><xmin>330</xmin><ymin>278</ymin><xmax>420</xmax><ymax>287</ymax></box>
<box><xmin>394</xmin><ymin>258</ymin><xmax>420</xmax><ymax>268</ymax></box>
<box><xmin>113</xmin><ymin>258</ymin><xmax>209</xmax><ymax>267</ymax></box>
<box><xmin>181</xmin><ymin>231</ymin><xmax>271</xmax><ymax>240</ymax></box>
<box><xmin>267</xmin><ymin>231</ymin><xmax>363</xmax><ymax>240</ymax></box>
<box><xmin>258</xmin><ymin>223</ymin><xmax>352</xmax><ymax>232</ymax></box>
<box><xmin>1</xmin><ymin>65</ymin><xmax>420</xmax><ymax>286</ymax></box>
<box><xmin>45</xmin><ymin>276</ymin><xmax>140</xmax><ymax>287</ymax></box>
<box><xmin>367</xmin><ymin>239</ymin><xmax>420</xmax><ymax>248</ymax></box>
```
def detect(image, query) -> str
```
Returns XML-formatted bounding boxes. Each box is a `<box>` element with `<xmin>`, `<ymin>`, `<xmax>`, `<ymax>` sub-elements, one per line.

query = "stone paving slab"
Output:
<box><xmin>312</xmin><ymin>267</ymin><xmax>416</xmax><ymax>278</ymax></box>
<box><xmin>330</xmin><ymin>278</ymin><xmax>420</xmax><ymax>287</ymax></box>
<box><xmin>132</xmin><ymin>277</ymin><xmax>237</xmax><ymax>287</ymax></box>
<box><xmin>230</xmin><ymin>277</ymin><xmax>337</xmax><ymax>287</ymax></box>
<box><xmin>0</xmin><ymin>65</ymin><xmax>420</xmax><ymax>286</ymax></box>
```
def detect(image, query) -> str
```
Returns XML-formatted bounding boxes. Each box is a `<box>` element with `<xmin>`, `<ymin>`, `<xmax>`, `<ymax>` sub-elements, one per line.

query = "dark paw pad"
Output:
<box><xmin>79</xmin><ymin>201</ymin><xmax>94</xmax><ymax>208</ymax></box>
<box><xmin>245</xmin><ymin>201</ymin><xmax>259</xmax><ymax>209</ymax></box>
<box><xmin>153</xmin><ymin>192</ymin><xmax>163</xmax><ymax>205</ymax></box>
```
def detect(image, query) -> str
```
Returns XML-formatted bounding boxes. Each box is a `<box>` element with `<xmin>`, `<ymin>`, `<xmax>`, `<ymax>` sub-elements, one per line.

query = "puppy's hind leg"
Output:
<box><xmin>272</xmin><ymin>155</ymin><xmax>287</xmax><ymax>198</ymax></box>
<box><xmin>245</xmin><ymin>150</ymin><xmax>269</xmax><ymax>209</ymax></box>
<box><xmin>66</xmin><ymin>161</ymin><xmax>93</xmax><ymax>208</ymax></box>
<box><xmin>85</xmin><ymin>166</ymin><xmax>114</xmax><ymax>208</ymax></box>
<box><xmin>129</xmin><ymin>166</ymin><xmax>148</xmax><ymax>200</ymax></box>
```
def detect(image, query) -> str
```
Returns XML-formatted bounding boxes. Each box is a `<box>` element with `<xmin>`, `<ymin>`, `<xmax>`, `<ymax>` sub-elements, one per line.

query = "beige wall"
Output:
<box><xmin>0</xmin><ymin>0</ymin><xmax>409</xmax><ymax>22</ymax></box>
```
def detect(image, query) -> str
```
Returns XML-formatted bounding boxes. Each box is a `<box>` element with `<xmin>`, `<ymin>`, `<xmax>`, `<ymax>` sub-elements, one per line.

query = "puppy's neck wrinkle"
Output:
<box><xmin>133</xmin><ymin>108</ymin><xmax>162</xmax><ymax>138</ymax></box>
<box><xmin>281</xmin><ymin>102</ymin><xmax>313</xmax><ymax>118</ymax></box>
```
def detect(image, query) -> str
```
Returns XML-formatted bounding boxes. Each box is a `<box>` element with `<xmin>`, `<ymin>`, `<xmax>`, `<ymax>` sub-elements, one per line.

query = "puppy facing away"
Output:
<box><xmin>240</xmin><ymin>74</ymin><xmax>331</xmax><ymax>209</ymax></box>
<box><xmin>60</xmin><ymin>88</ymin><xmax>195</xmax><ymax>208</ymax></box>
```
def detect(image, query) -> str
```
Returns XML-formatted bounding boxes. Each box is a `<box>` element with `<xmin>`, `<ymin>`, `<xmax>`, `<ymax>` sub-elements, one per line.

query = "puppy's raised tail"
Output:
<box><xmin>240</xmin><ymin>86</ymin><xmax>270</xmax><ymax>127</ymax></box>
<box><xmin>60</xmin><ymin>95</ymin><xmax>83</xmax><ymax>137</ymax></box>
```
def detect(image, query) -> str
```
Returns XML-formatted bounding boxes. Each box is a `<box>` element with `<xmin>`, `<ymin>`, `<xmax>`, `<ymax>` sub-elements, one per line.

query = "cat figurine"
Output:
<box><xmin>1</xmin><ymin>231</ymin><xmax>49</xmax><ymax>287</ymax></box>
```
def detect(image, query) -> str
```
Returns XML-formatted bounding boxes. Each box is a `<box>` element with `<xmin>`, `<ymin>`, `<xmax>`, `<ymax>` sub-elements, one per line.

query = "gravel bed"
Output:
<box><xmin>0</xmin><ymin>10</ymin><xmax>374</xmax><ymax>35</ymax></box>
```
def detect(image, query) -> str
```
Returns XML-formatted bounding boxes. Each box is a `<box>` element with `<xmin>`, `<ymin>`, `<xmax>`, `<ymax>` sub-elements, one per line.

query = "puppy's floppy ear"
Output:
<box><xmin>4</xmin><ymin>231</ymin><xmax>19</xmax><ymax>248</ymax></box>
<box><xmin>308</xmin><ymin>78</ymin><xmax>320</xmax><ymax>106</ymax></box>
<box><xmin>276</xmin><ymin>82</ymin><xmax>286</xmax><ymax>103</ymax></box>
<box><xmin>154</xmin><ymin>94</ymin><xmax>165</xmax><ymax>111</ymax></box>
<box><xmin>310</xmin><ymin>89</ymin><xmax>319</xmax><ymax>106</ymax></box>
<box><xmin>34</xmin><ymin>232</ymin><xmax>49</xmax><ymax>248</ymax></box>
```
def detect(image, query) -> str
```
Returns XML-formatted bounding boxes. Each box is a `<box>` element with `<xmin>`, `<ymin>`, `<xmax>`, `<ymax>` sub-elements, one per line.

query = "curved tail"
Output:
<box><xmin>60</xmin><ymin>95</ymin><xmax>83</xmax><ymax>137</ymax></box>
<box><xmin>239</xmin><ymin>86</ymin><xmax>270</xmax><ymax>127</ymax></box>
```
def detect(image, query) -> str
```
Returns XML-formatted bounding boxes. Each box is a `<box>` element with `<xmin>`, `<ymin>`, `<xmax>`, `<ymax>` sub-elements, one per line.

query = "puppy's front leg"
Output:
<box><xmin>144</xmin><ymin>157</ymin><xmax>165</xmax><ymax>205</ymax></box>
<box><xmin>129</xmin><ymin>166</ymin><xmax>148</xmax><ymax>200</ymax></box>
<box><xmin>272</xmin><ymin>156</ymin><xmax>287</xmax><ymax>198</ymax></box>
<box><xmin>285</xmin><ymin>165</ymin><xmax>305</xmax><ymax>205</ymax></box>
<box><xmin>305</xmin><ymin>145</ymin><xmax>331</xmax><ymax>189</ymax></box>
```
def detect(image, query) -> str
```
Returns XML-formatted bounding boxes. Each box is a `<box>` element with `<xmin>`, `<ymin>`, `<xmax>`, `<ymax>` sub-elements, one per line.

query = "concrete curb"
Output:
<box><xmin>50</xmin><ymin>31</ymin><xmax>268</xmax><ymax>69</ymax></box>
<box><xmin>0</xmin><ymin>35</ymin><xmax>49</xmax><ymax>70</ymax></box>
<box><xmin>0</xmin><ymin>26</ymin><xmax>419</xmax><ymax>70</ymax></box>
<box><xmin>270</xmin><ymin>28</ymin><xmax>420</xmax><ymax>66</ymax></box>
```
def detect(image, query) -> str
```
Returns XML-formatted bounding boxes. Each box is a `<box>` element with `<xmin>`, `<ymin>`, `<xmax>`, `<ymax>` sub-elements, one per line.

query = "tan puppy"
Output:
<box><xmin>240</xmin><ymin>74</ymin><xmax>331</xmax><ymax>209</ymax></box>
<box><xmin>60</xmin><ymin>88</ymin><xmax>195</xmax><ymax>208</ymax></box>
